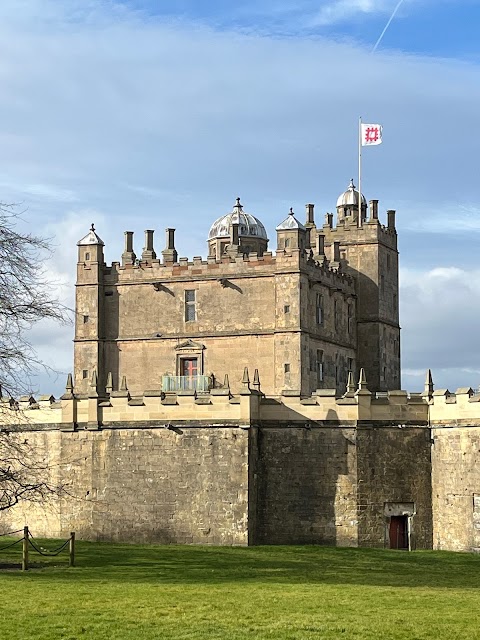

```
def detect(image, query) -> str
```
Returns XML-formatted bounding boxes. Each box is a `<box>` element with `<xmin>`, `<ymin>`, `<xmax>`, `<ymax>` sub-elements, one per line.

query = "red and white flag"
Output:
<box><xmin>361</xmin><ymin>123</ymin><xmax>383</xmax><ymax>146</ymax></box>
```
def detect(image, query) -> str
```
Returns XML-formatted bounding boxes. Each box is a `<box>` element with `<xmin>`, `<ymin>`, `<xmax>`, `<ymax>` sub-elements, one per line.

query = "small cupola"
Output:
<box><xmin>207</xmin><ymin>198</ymin><xmax>268</xmax><ymax>258</ymax></box>
<box><xmin>336</xmin><ymin>179</ymin><xmax>367</xmax><ymax>225</ymax></box>
<box><xmin>276</xmin><ymin>208</ymin><xmax>307</xmax><ymax>251</ymax></box>
<box><xmin>77</xmin><ymin>223</ymin><xmax>104</xmax><ymax>263</ymax></box>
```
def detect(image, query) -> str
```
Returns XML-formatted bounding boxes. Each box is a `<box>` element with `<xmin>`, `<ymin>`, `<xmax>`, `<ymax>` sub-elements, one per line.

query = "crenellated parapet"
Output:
<box><xmin>0</xmin><ymin>369</ymin><xmax>436</xmax><ymax>431</ymax></box>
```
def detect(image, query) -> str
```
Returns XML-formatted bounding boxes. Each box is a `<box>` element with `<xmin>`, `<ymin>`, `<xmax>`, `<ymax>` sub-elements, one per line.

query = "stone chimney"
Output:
<box><xmin>142</xmin><ymin>230</ymin><xmax>156</xmax><ymax>261</ymax></box>
<box><xmin>121</xmin><ymin>231</ymin><xmax>136</xmax><ymax>266</ymax></box>
<box><xmin>162</xmin><ymin>228</ymin><xmax>178</xmax><ymax>263</ymax></box>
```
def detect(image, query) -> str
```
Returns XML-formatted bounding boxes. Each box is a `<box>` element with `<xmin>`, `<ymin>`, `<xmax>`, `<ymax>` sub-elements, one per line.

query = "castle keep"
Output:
<box><xmin>1</xmin><ymin>182</ymin><xmax>480</xmax><ymax>553</ymax></box>
<box><xmin>74</xmin><ymin>181</ymin><xmax>399</xmax><ymax>399</ymax></box>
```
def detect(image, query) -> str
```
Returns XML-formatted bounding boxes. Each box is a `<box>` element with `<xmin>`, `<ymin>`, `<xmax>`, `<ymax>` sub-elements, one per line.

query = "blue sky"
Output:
<box><xmin>1</xmin><ymin>0</ymin><xmax>479</xmax><ymax>395</ymax></box>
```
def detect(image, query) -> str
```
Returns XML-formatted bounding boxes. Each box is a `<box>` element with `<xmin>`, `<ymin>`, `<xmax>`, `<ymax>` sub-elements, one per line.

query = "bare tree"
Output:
<box><xmin>0</xmin><ymin>204</ymin><xmax>68</xmax><ymax>512</ymax></box>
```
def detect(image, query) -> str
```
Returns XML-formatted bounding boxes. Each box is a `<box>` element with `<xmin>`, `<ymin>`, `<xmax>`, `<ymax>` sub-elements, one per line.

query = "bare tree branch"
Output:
<box><xmin>0</xmin><ymin>204</ymin><xmax>69</xmax><ymax>510</ymax></box>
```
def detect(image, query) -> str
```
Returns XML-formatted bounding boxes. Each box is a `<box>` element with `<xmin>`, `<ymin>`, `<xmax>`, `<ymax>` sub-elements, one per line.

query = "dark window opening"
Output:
<box><xmin>185</xmin><ymin>290</ymin><xmax>196</xmax><ymax>322</ymax></box>
<box><xmin>82</xmin><ymin>369</ymin><xmax>88</xmax><ymax>379</ymax></box>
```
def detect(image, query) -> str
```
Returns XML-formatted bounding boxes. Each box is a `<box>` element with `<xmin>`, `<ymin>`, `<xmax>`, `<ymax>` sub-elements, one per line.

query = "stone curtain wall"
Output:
<box><xmin>253</xmin><ymin>427</ymin><xmax>358</xmax><ymax>546</ymax></box>
<box><xmin>431</xmin><ymin>426</ymin><xmax>480</xmax><ymax>552</ymax></box>
<box><xmin>1</xmin><ymin>427</ymin><xmax>250</xmax><ymax>545</ymax></box>
<box><xmin>356</xmin><ymin>427</ymin><xmax>433</xmax><ymax>549</ymax></box>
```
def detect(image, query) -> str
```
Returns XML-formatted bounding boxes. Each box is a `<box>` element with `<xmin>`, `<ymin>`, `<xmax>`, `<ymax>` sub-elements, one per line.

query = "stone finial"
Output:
<box><xmin>423</xmin><ymin>369</ymin><xmax>434</xmax><ymax>399</ymax></box>
<box><xmin>357</xmin><ymin>368</ymin><xmax>369</xmax><ymax>392</ymax></box>
<box><xmin>120</xmin><ymin>375</ymin><xmax>128</xmax><ymax>392</ymax></box>
<box><xmin>223</xmin><ymin>374</ymin><xmax>230</xmax><ymax>391</ymax></box>
<box><xmin>242</xmin><ymin>367</ymin><xmax>250</xmax><ymax>389</ymax></box>
<box><xmin>88</xmin><ymin>370</ymin><xmax>99</xmax><ymax>399</ymax></box>
<box><xmin>106</xmin><ymin>372</ymin><xmax>113</xmax><ymax>394</ymax></box>
<box><xmin>253</xmin><ymin>369</ymin><xmax>261</xmax><ymax>392</ymax></box>
<box><xmin>66</xmin><ymin>373</ymin><xmax>73</xmax><ymax>393</ymax></box>
<box><xmin>346</xmin><ymin>370</ymin><xmax>356</xmax><ymax>395</ymax></box>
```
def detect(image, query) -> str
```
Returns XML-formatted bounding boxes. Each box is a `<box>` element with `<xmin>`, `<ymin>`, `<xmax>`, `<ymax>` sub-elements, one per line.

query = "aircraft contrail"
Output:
<box><xmin>372</xmin><ymin>0</ymin><xmax>406</xmax><ymax>53</ymax></box>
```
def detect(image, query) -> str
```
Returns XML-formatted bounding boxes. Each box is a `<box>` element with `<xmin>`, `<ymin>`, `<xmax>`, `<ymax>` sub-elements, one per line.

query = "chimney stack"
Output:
<box><xmin>369</xmin><ymin>200</ymin><xmax>379</xmax><ymax>221</ymax></box>
<box><xmin>142</xmin><ymin>230</ymin><xmax>156</xmax><ymax>261</ymax></box>
<box><xmin>121</xmin><ymin>231</ymin><xmax>136</xmax><ymax>266</ymax></box>
<box><xmin>387</xmin><ymin>209</ymin><xmax>396</xmax><ymax>230</ymax></box>
<box><xmin>162</xmin><ymin>228</ymin><xmax>178</xmax><ymax>263</ymax></box>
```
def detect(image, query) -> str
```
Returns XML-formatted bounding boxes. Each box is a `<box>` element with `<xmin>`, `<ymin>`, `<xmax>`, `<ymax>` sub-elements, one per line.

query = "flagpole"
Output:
<box><xmin>358</xmin><ymin>116</ymin><xmax>362</xmax><ymax>228</ymax></box>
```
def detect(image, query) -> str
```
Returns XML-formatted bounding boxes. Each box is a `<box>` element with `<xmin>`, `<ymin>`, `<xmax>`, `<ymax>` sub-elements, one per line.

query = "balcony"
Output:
<box><xmin>161</xmin><ymin>375</ymin><xmax>212</xmax><ymax>393</ymax></box>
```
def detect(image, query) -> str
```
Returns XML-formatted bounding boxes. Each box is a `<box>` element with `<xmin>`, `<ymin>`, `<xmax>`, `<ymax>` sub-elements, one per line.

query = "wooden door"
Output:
<box><xmin>389</xmin><ymin>516</ymin><xmax>408</xmax><ymax>550</ymax></box>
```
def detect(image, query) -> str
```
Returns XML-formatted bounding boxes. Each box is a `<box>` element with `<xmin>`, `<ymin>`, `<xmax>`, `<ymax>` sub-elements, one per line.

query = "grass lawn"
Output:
<box><xmin>0</xmin><ymin>538</ymin><xmax>479</xmax><ymax>640</ymax></box>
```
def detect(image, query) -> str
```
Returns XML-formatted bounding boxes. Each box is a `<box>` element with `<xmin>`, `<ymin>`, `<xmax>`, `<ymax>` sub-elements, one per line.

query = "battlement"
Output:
<box><xmin>321</xmin><ymin>215</ymin><xmax>397</xmax><ymax>250</ymax></box>
<box><xmin>86</xmin><ymin>247</ymin><xmax>355</xmax><ymax>294</ymax></box>
<box><xmin>0</xmin><ymin>369</ymin><xmax>439</xmax><ymax>430</ymax></box>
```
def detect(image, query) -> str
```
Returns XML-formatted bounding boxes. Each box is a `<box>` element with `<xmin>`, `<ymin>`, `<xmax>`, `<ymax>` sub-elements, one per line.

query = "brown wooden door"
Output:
<box><xmin>389</xmin><ymin>516</ymin><xmax>408</xmax><ymax>550</ymax></box>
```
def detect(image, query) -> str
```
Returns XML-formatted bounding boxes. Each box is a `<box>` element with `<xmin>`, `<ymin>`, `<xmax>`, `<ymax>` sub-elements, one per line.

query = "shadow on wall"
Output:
<box><xmin>253</xmin><ymin>406</ymin><xmax>354</xmax><ymax>546</ymax></box>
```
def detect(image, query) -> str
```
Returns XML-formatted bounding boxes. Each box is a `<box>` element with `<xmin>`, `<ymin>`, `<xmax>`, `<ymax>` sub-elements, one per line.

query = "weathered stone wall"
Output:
<box><xmin>431</xmin><ymin>426</ymin><xmax>480</xmax><ymax>552</ymax></box>
<box><xmin>1</xmin><ymin>427</ymin><xmax>250</xmax><ymax>545</ymax></box>
<box><xmin>356</xmin><ymin>426</ymin><xmax>433</xmax><ymax>549</ymax></box>
<box><xmin>253</xmin><ymin>427</ymin><xmax>358</xmax><ymax>546</ymax></box>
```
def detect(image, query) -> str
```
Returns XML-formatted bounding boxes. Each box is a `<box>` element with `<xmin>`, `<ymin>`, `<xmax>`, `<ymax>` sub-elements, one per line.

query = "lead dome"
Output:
<box><xmin>208</xmin><ymin>198</ymin><xmax>268</xmax><ymax>241</ymax></box>
<box><xmin>336</xmin><ymin>179</ymin><xmax>366</xmax><ymax>208</ymax></box>
<box><xmin>207</xmin><ymin>198</ymin><xmax>269</xmax><ymax>258</ymax></box>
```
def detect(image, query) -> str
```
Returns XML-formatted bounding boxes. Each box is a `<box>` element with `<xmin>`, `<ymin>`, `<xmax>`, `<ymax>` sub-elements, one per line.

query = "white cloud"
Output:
<box><xmin>310</xmin><ymin>0</ymin><xmax>390</xmax><ymax>26</ymax></box>
<box><xmin>400</xmin><ymin>266</ymin><xmax>480</xmax><ymax>391</ymax></box>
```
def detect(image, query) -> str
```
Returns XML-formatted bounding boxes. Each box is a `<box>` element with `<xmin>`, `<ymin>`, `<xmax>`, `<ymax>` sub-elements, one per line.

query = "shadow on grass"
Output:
<box><xmin>2</xmin><ymin>541</ymin><xmax>479</xmax><ymax>590</ymax></box>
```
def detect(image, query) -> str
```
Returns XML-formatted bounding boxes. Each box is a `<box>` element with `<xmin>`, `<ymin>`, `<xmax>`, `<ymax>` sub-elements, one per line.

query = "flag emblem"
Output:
<box><xmin>361</xmin><ymin>123</ymin><xmax>383</xmax><ymax>146</ymax></box>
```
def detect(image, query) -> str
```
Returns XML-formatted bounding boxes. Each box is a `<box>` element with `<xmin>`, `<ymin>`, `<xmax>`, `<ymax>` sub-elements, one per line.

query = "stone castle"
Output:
<box><xmin>1</xmin><ymin>181</ymin><xmax>479</xmax><ymax>553</ymax></box>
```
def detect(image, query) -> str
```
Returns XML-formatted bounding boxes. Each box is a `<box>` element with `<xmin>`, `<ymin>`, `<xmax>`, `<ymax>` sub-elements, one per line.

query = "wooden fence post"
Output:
<box><xmin>69</xmin><ymin>532</ymin><xmax>75</xmax><ymax>567</ymax></box>
<box><xmin>22</xmin><ymin>526</ymin><xmax>28</xmax><ymax>571</ymax></box>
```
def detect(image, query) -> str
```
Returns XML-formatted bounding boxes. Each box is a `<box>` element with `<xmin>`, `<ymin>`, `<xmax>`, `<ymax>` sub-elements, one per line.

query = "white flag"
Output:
<box><xmin>361</xmin><ymin>123</ymin><xmax>383</xmax><ymax>146</ymax></box>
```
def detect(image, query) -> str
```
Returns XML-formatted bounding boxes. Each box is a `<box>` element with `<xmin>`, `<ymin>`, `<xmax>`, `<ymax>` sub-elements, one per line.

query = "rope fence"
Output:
<box><xmin>0</xmin><ymin>526</ymin><xmax>75</xmax><ymax>570</ymax></box>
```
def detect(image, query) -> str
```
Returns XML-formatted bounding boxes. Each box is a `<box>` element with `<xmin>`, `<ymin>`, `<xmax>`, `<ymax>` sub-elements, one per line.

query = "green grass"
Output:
<box><xmin>1</xmin><ymin>538</ymin><xmax>480</xmax><ymax>640</ymax></box>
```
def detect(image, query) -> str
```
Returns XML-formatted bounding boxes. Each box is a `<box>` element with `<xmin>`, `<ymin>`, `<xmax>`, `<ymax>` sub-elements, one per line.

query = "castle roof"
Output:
<box><xmin>276</xmin><ymin>208</ymin><xmax>306</xmax><ymax>231</ymax></box>
<box><xmin>208</xmin><ymin>198</ymin><xmax>268</xmax><ymax>241</ymax></box>
<box><xmin>77</xmin><ymin>224</ymin><xmax>104</xmax><ymax>246</ymax></box>
<box><xmin>336</xmin><ymin>179</ymin><xmax>367</xmax><ymax>208</ymax></box>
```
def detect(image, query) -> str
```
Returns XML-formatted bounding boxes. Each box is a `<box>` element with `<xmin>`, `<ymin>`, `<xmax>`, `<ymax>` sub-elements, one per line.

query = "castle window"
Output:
<box><xmin>185</xmin><ymin>290</ymin><xmax>196</xmax><ymax>322</ymax></box>
<box><xmin>85</xmin><ymin>252</ymin><xmax>90</xmax><ymax>261</ymax></box>
<box><xmin>83</xmin><ymin>315</ymin><xmax>89</xmax><ymax>324</ymax></box>
<box><xmin>105</xmin><ymin>291</ymin><xmax>113</xmax><ymax>297</ymax></box>
<box><xmin>284</xmin><ymin>363</ymin><xmax>290</xmax><ymax>373</ymax></box>
<box><xmin>82</xmin><ymin>369</ymin><xmax>88</xmax><ymax>379</ymax></box>
<box><xmin>316</xmin><ymin>294</ymin><xmax>323</xmax><ymax>325</ymax></box>
<box><xmin>284</xmin><ymin>304</ymin><xmax>290</xmax><ymax>314</ymax></box>
<box><xmin>285</xmin><ymin>238</ymin><xmax>290</xmax><ymax>248</ymax></box>
<box><xmin>334</xmin><ymin>300</ymin><xmax>340</xmax><ymax>330</ymax></box>
<box><xmin>347</xmin><ymin>303</ymin><xmax>354</xmax><ymax>334</ymax></box>
<box><xmin>316</xmin><ymin>350</ymin><xmax>324</xmax><ymax>383</ymax></box>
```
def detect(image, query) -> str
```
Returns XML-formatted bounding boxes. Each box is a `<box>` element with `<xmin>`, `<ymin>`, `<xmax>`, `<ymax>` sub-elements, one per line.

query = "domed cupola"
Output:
<box><xmin>208</xmin><ymin>198</ymin><xmax>268</xmax><ymax>258</ymax></box>
<box><xmin>336</xmin><ymin>179</ymin><xmax>367</xmax><ymax>224</ymax></box>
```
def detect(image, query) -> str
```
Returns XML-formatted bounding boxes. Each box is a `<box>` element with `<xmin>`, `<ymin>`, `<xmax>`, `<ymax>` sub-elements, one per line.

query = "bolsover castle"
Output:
<box><xmin>2</xmin><ymin>181</ymin><xmax>480</xmax><ymax>552</ymax></box>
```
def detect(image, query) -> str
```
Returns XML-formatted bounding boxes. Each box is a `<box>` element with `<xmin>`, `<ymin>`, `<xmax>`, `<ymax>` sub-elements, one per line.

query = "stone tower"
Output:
<box><xmin>74</xmin><ymin>224</ymin><xmax>105</xmax><ymax>395</ymax></box>
<box><xmin>311</xmin><ymin>180</ymin><xmax>400</xmax><ymax>392</ymax></box>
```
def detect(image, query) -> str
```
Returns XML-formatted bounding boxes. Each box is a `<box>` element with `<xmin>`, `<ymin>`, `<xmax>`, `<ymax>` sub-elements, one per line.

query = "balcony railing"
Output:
<box><xmin>162</xmin><ymin>375</ymin><xmax>212</xmax><ymax>393</ymax></box>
